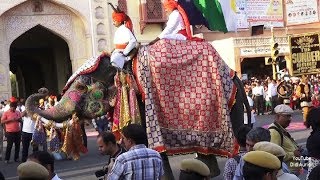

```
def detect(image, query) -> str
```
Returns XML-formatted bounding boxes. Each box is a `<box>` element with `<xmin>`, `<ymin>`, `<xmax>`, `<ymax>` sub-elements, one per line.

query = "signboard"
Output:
<box><xmin>237</xmin><ymin>0</ymin><xmax>284</xmax><ymax>28</ymax></box>
<box><xmin>289</xmin><ymin>33</ymin><xmax>320</xmax><ymax>76</ymax></box>
<box><xmin>240</xmin><ymin>45</ymin><xmax>290</xmax><ymax>56</ymax></box>
<box><xmin>285</xmin><ymin>0</ymin><xmax>319</xmax><ymax>25</ymax></box>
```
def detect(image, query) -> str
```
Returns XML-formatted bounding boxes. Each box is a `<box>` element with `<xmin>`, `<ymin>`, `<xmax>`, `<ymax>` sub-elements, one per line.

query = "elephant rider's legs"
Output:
<box><xmin>161</xmin><ymin>153</ymin><xmax>175</xmax><ymax>180</ymax></box>
<box><xmin>80</xmin><ymin>123</ymin><xmax>87</xmax><ymax>148</ymax></box>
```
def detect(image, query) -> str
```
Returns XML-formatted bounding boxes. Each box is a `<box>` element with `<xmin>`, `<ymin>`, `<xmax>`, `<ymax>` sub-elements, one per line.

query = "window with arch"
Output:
<box><xmin>95</xmin><ymin>7</ymin><xmax>104</xmax><ymax>19</ymax></box>
<box><xmin>139</xmin><ymin>0</ymin><xmax>166</xmax><ymax>34</ymax></box>
<box><xmin>118</xmin><ymin>0</ymin><xmax>128</xmax><ymax>14</ymax></box>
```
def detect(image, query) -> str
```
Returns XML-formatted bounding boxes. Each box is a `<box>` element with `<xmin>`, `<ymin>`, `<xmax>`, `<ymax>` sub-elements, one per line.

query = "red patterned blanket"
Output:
<box><xmin>135</xmin><ymin>39</ymin><xmax>237</xmax><ymax>156</ymax></box>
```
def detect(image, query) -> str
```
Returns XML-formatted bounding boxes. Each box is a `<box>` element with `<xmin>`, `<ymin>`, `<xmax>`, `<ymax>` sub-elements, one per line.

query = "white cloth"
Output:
<box><xmin>277</xmin><ymin>169</ymin><xmax>299</xmax><ymax>180</ymax></box>
<box><xmin>52</xmin><ymin>174</ymin><xmax>62</xmax><ymax>180</ymax></box>
<box><xmin>252</xmin><ymin>86</ymin><xmax>264</xmax><ymax>96</ymax></box>
<box><xmin>21</xmin><ymin>106</ymin><xmax>35</xmax><ymax>133</ymax></box>
<box><xmin>244</xmin><ymin>96</ymin><xmax>255</xmax><ymax>124</ymax></box>
<box><xmin>247</xmin><ymin>96</ymin><xmax>254</xmax><ymax>107</ymax></box>
<box><xmin>244</xmin><ymin>111</ymin><xmax>256</xmax><ymax>124</ymax></box>
<box><xmin>267</xmin><ymin>83</ymin><xmax>278</xmax><ymax>97</ymax></box>
<box><xmin>111</xmin><ymin>24</ymin><xmax>137</xmax><ymax>68</ymax></box>
<box><xmin>158</xmin><ymin>10</ymin><xmax>186</xmax><ymax>41</ymax></box>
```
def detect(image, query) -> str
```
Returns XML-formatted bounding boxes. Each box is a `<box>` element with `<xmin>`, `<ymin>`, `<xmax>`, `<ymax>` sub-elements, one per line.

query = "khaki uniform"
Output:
<box><xmin>269</xmin><ymin>123</ymin><xmax>300</xmax><ymax>172</ymax></box>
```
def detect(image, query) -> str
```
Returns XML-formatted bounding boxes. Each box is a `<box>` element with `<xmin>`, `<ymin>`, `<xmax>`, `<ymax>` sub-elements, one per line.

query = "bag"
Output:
<box><xmin>268</xmin><ymin>126</ymin><xmax>284</xmax><ymax>146</ymax></box>
<box><xmin>32</xmin><ymin>119</ymin><xmax>47</xmax><ymax>145</ymax></box>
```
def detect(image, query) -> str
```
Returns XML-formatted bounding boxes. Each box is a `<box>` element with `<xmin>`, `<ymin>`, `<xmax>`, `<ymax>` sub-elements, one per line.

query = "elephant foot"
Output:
<box><xmin>196</xmin><ymin>153</ymin><xmax>220</xmax><ymax>178</ymax></box>
<box><xmin>161</xmin><ymin>153</ymin><xmax>175</xmax><ymax>180</ymax></box>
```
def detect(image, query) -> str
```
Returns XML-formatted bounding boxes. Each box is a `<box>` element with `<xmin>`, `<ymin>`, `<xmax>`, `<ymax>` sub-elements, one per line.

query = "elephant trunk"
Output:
<box><xmin>25</xmin><ymin>88</ymin><xmax>77</xmax><ymax>123</ymax></box>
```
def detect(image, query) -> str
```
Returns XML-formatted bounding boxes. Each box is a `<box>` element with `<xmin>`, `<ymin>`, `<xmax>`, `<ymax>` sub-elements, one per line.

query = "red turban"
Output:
<box><xmin>163</xmin><ymin>0</ymin><xmax>178</xmax><ymax>11</ymax></box>
<box><xmin>163</xmin><ymin>0</ymin><xmax>192</xmax><ymax>40</ymax></box>
<box><xmin>9</xmin><ymin>96</ymin><xmax>17</xmax><ymax>103</ymax></box>
<box><xmin>112</xmin><ymin>12</ymin><xmax>133</xmax><ymax>32</ymax></box>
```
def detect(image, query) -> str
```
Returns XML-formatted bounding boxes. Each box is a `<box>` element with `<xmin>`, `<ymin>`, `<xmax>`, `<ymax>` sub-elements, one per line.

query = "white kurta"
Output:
<box><xmin>111</xmin><ymin>24</ymin><xmax>137</xmax><ymax>68</ymax></box>
<box><xmin>158</xmin><ymin>10</ymin><xmax>187</xmax><ymax>41</ymax></box>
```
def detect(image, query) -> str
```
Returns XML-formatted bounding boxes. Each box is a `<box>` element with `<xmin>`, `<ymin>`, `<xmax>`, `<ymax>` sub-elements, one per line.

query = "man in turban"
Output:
<box><xmin>110</xmin><ymin>9</ymin><xmax>137</xmax><ymax>69</ymax></box>
<box><xmin>149</xmin><ymin>0</ymin><xmax>192</xmax><ymax>45</ymax></box>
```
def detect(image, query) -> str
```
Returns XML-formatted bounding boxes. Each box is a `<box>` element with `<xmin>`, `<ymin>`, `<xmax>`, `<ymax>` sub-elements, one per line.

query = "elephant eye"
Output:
<box><xmin>91</xmin><ymin>90</ymin><xmax>104</xmax><ymax>100</ymax></box>
<box><xmin>75</xmin><ymin>83</ymin><xmax>88</xmax><ymax>92</ymax></box>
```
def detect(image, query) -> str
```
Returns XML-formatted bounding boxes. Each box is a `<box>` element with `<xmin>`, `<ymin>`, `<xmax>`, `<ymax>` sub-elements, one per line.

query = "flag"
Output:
<box><xmin>193</xmin><ymin>0</ymin><xmax>237</xmax><ymax>32</ymax></box>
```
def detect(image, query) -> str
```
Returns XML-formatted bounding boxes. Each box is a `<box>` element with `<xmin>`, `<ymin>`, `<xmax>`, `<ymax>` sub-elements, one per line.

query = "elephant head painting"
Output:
<box><xmin>26</xmin><ymin>39</ymin><xmax>250</xmax><ymax>178</ymax></box>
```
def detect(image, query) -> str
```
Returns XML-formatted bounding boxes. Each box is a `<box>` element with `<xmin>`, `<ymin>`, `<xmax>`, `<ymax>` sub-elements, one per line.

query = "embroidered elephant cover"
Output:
<box><xmin>135</xmin><ymin>39</ymin><xmax>237</xmax><ymax>156</ymax></box>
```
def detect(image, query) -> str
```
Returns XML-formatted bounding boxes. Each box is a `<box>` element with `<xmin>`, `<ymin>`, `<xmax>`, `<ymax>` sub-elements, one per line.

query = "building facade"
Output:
<box><xmin>0</xmin><ymin>0</ymin><xmax>164</xmax><ymax>99</ymax></box>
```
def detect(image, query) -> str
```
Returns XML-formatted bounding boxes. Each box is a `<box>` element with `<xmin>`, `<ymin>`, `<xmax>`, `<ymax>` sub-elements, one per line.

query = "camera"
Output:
<box><xmin>95</xmin><ymin>168</ymin><xmax>108</xmax><ymax>180</ymax></box>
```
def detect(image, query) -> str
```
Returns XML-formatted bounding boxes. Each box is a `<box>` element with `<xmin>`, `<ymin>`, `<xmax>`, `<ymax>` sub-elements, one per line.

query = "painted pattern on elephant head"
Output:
<box><xmin>63</xmin><ymin>75</ymin><xmax>116</xmax><ymax>119</ymax></box>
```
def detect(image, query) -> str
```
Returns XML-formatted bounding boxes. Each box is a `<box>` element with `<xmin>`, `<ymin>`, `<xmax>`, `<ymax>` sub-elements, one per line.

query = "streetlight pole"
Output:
<box><xmin>270</xmin><ymin>27</ymin><xmax>277</xmax><ymax>80</ymax></box>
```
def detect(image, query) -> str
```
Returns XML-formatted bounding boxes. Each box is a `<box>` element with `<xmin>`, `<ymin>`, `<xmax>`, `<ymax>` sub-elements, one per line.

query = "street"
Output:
<box><xmin>0</xmin><ymin>111</ymin><xmax>310</xmax><ymax>180</ymax></box>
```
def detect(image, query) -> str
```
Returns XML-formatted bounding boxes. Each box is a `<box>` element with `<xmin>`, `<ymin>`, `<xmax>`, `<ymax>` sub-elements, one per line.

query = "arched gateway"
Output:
<box><xmin>0</xmin><ymin>0</ymin><xmax>92</xmax><ymax>99</ymax></box>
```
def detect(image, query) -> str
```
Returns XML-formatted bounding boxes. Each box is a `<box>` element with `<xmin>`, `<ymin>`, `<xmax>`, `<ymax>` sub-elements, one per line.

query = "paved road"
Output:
<box><xmin>0</xmin><ymin>111</ymin><xmax>310</xmax><ymax>179</ymax></box>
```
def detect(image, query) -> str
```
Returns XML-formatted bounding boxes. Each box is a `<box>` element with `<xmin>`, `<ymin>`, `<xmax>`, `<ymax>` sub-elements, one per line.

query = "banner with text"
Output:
<box><xmin>286</xmin><ymin>0</ymin><xmax>319</xmax><ymax>25</ymax></box>
<box><xmin>237</xmin><ymin>0</ymin><xmax>284</xmax><ymax>28</ymax></box>
<box><xmin>289</xmin><ymin>33</ymin><xmax>320</xmax><ymax>76</ymax></box>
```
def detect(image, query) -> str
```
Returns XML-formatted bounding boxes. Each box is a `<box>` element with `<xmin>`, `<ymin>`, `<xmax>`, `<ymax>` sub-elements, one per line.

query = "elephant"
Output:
<box><xmin>26</xmin><ymin>41</ymin><xmax>250</xmax><ymax>179</ymax></box>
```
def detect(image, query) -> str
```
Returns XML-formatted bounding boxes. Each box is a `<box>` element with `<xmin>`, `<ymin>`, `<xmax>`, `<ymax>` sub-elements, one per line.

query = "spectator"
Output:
<box><xmin>17</xmin><ymin>161</ymin><xmax>49</xmax><ymax>180</ymax></box>
<box><xmin>269</xmin><ymin>104</ymin><xmax>302</xmax><ymax>175</ymax></box>
<box><xmin>223</xmin><ymin>125</ymin><xmax>251</xmax><ymax>180</ymax></box>
<box><xmin>243</xmin><ymin>151</ymin><xmax>280</xmax><ymax>180</ymax></box>
<box><xmin>308</xmin><ymin>165</ymin><xmax>320</xmax><ymax>180</ymax></box>
<box><xmin>107</xmin><ymin>124</ymin><xmax>163</xmax><ymax>179</ymax></box>
<box><xmin>306</xmin><ymin>108</ymin><xmax>320</xmax><ymax>179</ymax></box>
<box><xmin>28</xmin><ymin>151</ymin><xmax>62</xmax><ymax>180</ymax></box>
<box><xmin>233</xmin><ymin>127</ymin><xmax>271</xmax><ymax>180</ymax></box>
<box><xmin>21</xmin><ymin>106</ymin><xmax>38</xmax><ymax>162</ymax></box>
<box><xmin>244</xmin><ymin>93</ymin><xmax>255</xmax><ymax>127</ymax></box>
<box><xmin>96</xmin><ymin>131</ymin><xmax>126</xmax><ymax>177</ymax></box>
<box><xmin>253</xmin><ymin>141</ymin><xmax>299</xmax><ymax>179</ymax></box>
<box><xmin>268</xmin><ymin>79</ymin><xmax>278</xmax><ymax>113</ymax></box>
<box><xmin>179</xmin><ymin>159</ymin><xmax>210</xmax><ymax>180</ymax></box>
<box><xmin>252</xmin><ymin>81</ymin><xmax>265</xmax><ymax>115</ymax></box>
<box><xmin>1</xmin><ymin>100</ymin><xmax>22</xmax><ymax>163</ymax></box>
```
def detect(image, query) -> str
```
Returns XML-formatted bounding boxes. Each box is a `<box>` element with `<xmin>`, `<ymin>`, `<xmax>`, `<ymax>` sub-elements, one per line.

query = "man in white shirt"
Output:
<box><xmin>252</xmin><ymin>81</ymin><xmax>265</xmax><ymax>115</ymax></box>
<box><xmin>21</xmin><ymin>106</ymin><xmax>38</xmax><ymax>162</ymax></box>
<box><xmin>149</xmin><ymin>0</ymin><xmax>191</xmax><ymax>45</ymax></box>
<box><xmin>110</xmin><ymin>8</ymin><xmax>137</xmax><ymax>69</ymax></box>
<box><xmin>267</xmin><ymin>79</ymin><xmax>278</xmax><ymax>113</ymax></box>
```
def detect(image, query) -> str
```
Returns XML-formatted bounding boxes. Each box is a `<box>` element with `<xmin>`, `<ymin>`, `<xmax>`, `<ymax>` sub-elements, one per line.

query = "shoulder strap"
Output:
<box><xmin>233</xmin><ymin>154</ymin><xmax>241</xmax><ymax>164</ymax></box>
<box><xmin>268</xmin><ymin>126</ymin><xmax>283</xmax><ymax>146</ymax></box>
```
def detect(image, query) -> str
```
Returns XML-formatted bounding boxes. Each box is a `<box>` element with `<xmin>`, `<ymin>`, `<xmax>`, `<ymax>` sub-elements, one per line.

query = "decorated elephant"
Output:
<box><xmin>26</xmin><ymin>39</ymin><xmax>250</xmax><ymax>179</ymax></box>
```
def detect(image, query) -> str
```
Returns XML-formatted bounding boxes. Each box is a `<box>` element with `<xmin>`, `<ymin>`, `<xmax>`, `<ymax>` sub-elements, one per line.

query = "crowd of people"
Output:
<box><xmin>224</xmin><ymin>104</ymin><xmax>320</xmax><ymax>180</ymax></box>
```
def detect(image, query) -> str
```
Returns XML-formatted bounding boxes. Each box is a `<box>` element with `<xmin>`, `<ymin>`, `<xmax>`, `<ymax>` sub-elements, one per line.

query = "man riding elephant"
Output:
<box><xmin>109</xmin><ymin>3</ymin><xmax>137</xmax><ymax>69</ymax></box>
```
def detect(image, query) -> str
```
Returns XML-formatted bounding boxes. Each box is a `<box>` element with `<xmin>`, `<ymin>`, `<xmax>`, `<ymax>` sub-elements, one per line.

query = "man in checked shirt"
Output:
<box><xmin>107</xmin><ymin>124</ymin><xmax>164</xmax><ymax>180</ymax></box>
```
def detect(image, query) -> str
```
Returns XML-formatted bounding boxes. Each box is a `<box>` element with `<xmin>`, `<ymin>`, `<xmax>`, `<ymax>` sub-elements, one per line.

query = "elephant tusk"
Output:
<box><xmin>35</xmin><ymin>114</ymin><xmax>74</xmax><ymax>129</ymax></box>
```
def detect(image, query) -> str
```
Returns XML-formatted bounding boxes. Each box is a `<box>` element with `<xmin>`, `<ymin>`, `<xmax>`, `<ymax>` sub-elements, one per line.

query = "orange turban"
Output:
<box><xmin>112</xmin><ymin>12</ymin><xmax>126</xmax><ymax>23</ymax></box>
<box><xmin>112</xmin><ymin>12</ymin><xmax>133</xmax><ymax>32</ymax></box>
<box><xmin>163</xmin><ymin>0</ymin><xmax>178</xmax><ymax>11</ymax></box>
<box><xmin>163</xmin><ymin>0</ymin><xmax>192</xmax><ymax>40</ymax></box>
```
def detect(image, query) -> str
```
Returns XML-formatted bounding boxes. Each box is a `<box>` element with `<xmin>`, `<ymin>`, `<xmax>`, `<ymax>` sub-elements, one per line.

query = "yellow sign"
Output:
<box><xmin>289</xmin><ymin>33</ymin><xmax>320</xmax><ymax>76</ymax></box>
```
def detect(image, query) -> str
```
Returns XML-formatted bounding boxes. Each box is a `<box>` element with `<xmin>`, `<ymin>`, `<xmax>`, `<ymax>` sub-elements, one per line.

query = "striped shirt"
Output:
<box><xmin>107</xmin><ymin>144</ymin><xmax>163</xmax><ymax>180</ymax></box>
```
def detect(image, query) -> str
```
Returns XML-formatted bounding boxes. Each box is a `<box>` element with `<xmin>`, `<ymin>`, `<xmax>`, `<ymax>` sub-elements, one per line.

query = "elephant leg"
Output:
<box><xmin>161</xmin><ymin>152</ymin><xmax>175</xmax><ymax>180</ymax></box>
<box><xmin>196</xmin><ymin>153</ymin><xmax>220</xmax><ymax>178</ymax></box>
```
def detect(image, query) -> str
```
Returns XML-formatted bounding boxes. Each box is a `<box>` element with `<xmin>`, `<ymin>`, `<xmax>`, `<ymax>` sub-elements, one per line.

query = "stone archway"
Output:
<box><xmin>10</xmin><ymin>25</ymin><xmax>72</xmax><ymax>98</ymax></box>
<box><xmin>0</xmin><ymin>0</ymin><xmax>92</xmax><ymax>100</ymax></box>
